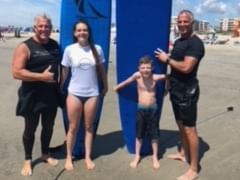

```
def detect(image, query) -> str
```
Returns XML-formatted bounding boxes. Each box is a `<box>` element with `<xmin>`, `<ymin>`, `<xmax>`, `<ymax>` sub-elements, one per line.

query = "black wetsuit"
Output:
<box><xmin>16</xmin><ymin>37</ymin><xmax>61</xmax><ymax>159</ymax></box>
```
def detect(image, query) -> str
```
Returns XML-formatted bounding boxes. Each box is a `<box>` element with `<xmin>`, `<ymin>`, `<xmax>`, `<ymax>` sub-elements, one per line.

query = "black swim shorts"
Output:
<box><xmin>136</xmin><ymin>104</ymin><xmax>159</xmax><ymax>139</ymax></box>
<box><xmin>169</xmin><ymin>78</ymin><xmax>199</xmax><ymax>127</ymax></box>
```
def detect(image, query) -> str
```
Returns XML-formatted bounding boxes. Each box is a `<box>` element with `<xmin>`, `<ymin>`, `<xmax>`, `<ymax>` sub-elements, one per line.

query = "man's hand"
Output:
<box><xmin>41</xmin><ymin>65</ymin><xmax>55</xmax><ymax>83</ymax></box>
<box><xmin>154</xmin><ymin>48</ymin><xmax>169</xmax><ymax>63</ymax></box>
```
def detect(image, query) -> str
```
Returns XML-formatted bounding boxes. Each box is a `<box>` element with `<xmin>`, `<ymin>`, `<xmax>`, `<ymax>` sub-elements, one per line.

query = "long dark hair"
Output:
<box><xmin>72</xmin><ymin>20</ymin><xmax>100</xmax><ymax>66</ymax></box>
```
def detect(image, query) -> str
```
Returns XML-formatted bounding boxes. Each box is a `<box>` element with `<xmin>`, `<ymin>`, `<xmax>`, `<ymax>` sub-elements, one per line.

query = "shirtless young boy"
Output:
<box><xmin>114</xmin><ymin>56</ymin><xmax>168</xmax><ymax>169</ymax></box>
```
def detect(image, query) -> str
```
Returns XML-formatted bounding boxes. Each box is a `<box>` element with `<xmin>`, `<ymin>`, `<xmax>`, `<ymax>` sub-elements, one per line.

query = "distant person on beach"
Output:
<box><xmin>12</xmin><ymin>14</ymin><xmax>61</xmax><ymax>176</ymax></box>
<box><xmin>114</xmin><ymin>56</ymin><xmax>168</xmax><ymax>169</ymax></box>
<box><xmin>61</xmin><ymin>20</ymin><xmax>108</xmax><ymax>171</ymax></box>
<box><xmin>155</xmin><ymin>9</ymin><xmax>205</xmax><ymax>180</ymax></box>
<box><xmin>0</xmin><ymin>30</ymin><xmax>5</xmax><ymax>42</ymax></box>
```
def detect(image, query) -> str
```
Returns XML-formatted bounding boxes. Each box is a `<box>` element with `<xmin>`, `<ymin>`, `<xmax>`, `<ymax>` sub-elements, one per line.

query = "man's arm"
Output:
<box><xmin>167</xmin><ymin>56</ymin><xmax>198</xmax><ymax>74</ymax></box>
<box><xmin>155</xmin><ymin>50</ymin><xmax>198</xmax><ymax>74</ymax></box>
<box><xmin>12</xmin><ymin>43</ymin><xmax>55</xmax><ymax>82</ymax></box>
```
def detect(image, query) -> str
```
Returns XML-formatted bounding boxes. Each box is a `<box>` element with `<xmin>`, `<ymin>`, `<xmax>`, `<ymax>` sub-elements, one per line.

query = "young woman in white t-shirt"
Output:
<box><xmin>61</xmin><ymin>20</ymin><xmax>108</xmax><ymax>171</ymax></box>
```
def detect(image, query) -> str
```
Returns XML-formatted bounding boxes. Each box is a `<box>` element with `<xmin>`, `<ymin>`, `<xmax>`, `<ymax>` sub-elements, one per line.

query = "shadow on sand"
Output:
<box><xmin>93</xmin><ymin>131</ymin><xmax>125</xmax><ymax>158</ymax></box>
<box><xmin>47</xmin><ymin>129</ymin><xmax>209</xmax><ymax>162</ymax></box>
<box><xmin>30</xmin><ymin>129</ymin><xmax>209</xmax><ymax>180</ymax></box>
<box><xmin>158</xmin><ymin>129</ymin><xmax>210</xmax><ymax>172</ymax></box>
<box><xmin>33</xmin><ymin>129</ymin><xmax>209</xmax><ymax>174</ymax></box>
<box><xmin>47</xmin><ymin>130</ymin><xmax>125</xmax><ymax>161</ymax></box>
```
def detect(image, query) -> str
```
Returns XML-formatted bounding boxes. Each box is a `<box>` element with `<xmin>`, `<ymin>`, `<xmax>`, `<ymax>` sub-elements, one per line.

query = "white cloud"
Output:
<box><xmin>203</xmin><ymin>0</ymin><xmax>226</xmax><ymax>13</ymax></box>
<box><xmin>195</xmin><ymin>5</ymin><xmax>203</xmax><ymax>14</ymax></box>
<box><xmin>42</xmin><ymin>0</ymin><xmax>59</xmax><ymax>5</ymax></box>
<box><xmin>195</xmin><ymin>0</ymin><xmax>227</xmax><ymax>14</ymax></box>
<box><xmin>172</xmin><ymin>0</ymin><xmax>190</xmax><ymax>16</ymax></box>
<box><xmin>237</xmin><ymin>2</ymin><xmax>240</xmax><ymax>12</ymax></box>
<box><xmin>0</xmin><ymin>0</ymin><xmax>60</xmax><ymax>27</ymax></box>
<box><xmin>176</xmin><ymin>0</ymin><xmax>185</xmax><ymax>5</ymax></box>
<box><xmin>225</xmin><ymin>2</ymin><xmax>240</xmax><ymax>18</ymax></box>
<box><xmin>176</xmin><ymin>0</ymin><xmax>189</xmax><ymax>9</ymax></box>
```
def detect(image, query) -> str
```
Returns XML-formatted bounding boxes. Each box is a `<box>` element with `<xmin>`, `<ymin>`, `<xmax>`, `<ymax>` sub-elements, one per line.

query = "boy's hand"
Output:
<box><xmin>113</xmin><ymin>86</ymin><xmax>118</xmax><ymax>92</ymax></box>
<box><xmin>154</xmin><ymin>48</ymin><xmax>169</xmax><ymax>63</ymax></box>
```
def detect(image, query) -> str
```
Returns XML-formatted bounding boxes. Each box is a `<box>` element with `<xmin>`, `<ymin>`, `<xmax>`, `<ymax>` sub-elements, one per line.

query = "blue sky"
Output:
<box><xmin>0</xmin><ymin>0</ymin><xmax>239</xmax><ymax>27</ymax></box>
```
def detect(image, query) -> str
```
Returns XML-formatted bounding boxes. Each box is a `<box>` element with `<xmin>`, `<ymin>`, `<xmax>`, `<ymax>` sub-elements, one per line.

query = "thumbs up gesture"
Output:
<box><xmin>41</xmin><ymin>65</ymin><xmax>55</xmax><ymax>83</ymax></box>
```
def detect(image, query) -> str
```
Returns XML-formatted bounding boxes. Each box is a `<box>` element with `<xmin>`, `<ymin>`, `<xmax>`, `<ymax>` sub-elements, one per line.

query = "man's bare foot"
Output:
<box><xmin>85</xmin><ymin>158</ymin><xmax>95</xmax><ymax>170</ymax></box>
<box><xmin>41</xmin><ymin>155</ymin><xmax>58</xmax><ymax>166</ymax></box>
<box><xmin>167</xmin><ymin>153</ymin><xmax>186</xmax><ymax>162</ymax></box>
<box><xmin>129</xmin><ymin>156</ymin><xmax>140</xmax><ymax>168</ymax></box>
<box><xmin>152</xmin><ymin>156</ymin><xmax>160</xmax><ymax>169</ymax></box>
<box><xmin>64</xmin><ymin>158</ymin><xmax>74</xmax><ymax>171</ymax></box>
<box><xmin>177</xmin><ymin>169</ymin><xmax>199</xmax><ymax>180</ymax></box>
<box><xmin>21</xmin><ymin>160</ymin><xmax>32</xmax><ymax>176</ymax></box>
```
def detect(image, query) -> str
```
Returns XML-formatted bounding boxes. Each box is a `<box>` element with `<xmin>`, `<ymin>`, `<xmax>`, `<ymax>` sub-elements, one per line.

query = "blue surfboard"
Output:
<box><xmin>60</xmin><ymin>0</ymin><xmax>111</xmax><ymax>157</ymax></box>
<box><xmin>116</xmin><ymin>0</ymin><xmax>172</xmax><ymax>155</ymax></box>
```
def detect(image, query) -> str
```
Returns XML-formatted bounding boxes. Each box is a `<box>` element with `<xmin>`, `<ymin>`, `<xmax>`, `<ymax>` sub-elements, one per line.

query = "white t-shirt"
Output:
<box><xmin>61</xmin><ymin>43</ymin><xmax>105</xmax><ymax>97</ymax></box>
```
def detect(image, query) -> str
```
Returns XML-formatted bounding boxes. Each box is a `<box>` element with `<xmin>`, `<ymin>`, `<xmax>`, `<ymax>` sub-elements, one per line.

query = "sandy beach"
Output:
<box><xmin>0</xmin><ymin>33</ymin><xmax>240</xmax><ymax>180</ymax></box>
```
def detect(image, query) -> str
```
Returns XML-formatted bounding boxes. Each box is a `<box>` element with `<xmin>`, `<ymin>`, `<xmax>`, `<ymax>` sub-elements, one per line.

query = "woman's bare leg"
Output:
<box><xmin>64</xmin><ymin>94</ymin><xmax>82</xmax><ymax>171</ymax></box>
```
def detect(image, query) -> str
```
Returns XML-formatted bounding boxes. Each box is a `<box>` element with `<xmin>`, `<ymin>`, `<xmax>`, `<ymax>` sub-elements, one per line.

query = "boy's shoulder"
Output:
<box><xmin>133</xmin><ymin>71</ymin><xmax>141</xmax><ymax>78</ymax></box>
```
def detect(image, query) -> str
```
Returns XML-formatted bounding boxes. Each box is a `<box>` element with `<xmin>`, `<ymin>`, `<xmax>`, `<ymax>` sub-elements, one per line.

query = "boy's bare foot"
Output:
<box><xmin>167</xmin><ymin>153</ymin><xmax>186</xmax><ymax>163</ymax></box>
<box><xmin>129</xmin><ymin>156</ymin><xmax>140</xmax><ymax>168</ymax></box>
<box><xmin>85</xmin><ymin>158</ymin><xmax>95</xmax><ymax>170</ymax></box>
<box><xmin>64</xmin><ymin>158</ymin><xmax>74</xmax><ymax>171</ymax></box>
<box><xmin>41</xmin><ymin>155</ymin><xmax>58</xmax><ymax>166</ymax></box>
<box><xmin>177</xmin><ymin>169</ymin><xmax>199</xmax><ymax>180</ymax></box>
<box><xmin>152</xmin><ymin>156</ymin><xmax>160</xmax><ymax>169</ymax></box>
<box><xmin>21</xmin><ymin>160</ymin><xmax>32</xmax><ymax>176</ymax></box>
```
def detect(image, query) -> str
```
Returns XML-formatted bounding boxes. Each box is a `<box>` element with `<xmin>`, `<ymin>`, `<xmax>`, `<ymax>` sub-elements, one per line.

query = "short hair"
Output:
<box><xmin>139</xmin><ymin>56</ymin><xmax>153</xmax><ymax>66</ymax></box>
<box><xmin>34</xmin><ymin>14</ymin><xmax>52</xmax><ymax>28</ymax></box>
<box><xmin>178</xmin><ymin>9</ymin><xmax>194</xmax><ymax>23</ymax></box>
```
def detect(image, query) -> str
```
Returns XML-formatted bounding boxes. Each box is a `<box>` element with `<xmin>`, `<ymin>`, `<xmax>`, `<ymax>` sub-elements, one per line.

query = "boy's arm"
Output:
<box><xmin>153</xmin><ymin>74</ymin><xmax>170</xmax><ymax>96</ymax></box>
<box><xmin>113</xmin><ymin>72</ymin><xmax>139</xmax><ymax>92</ymax></box>
<box><xmin>153</xmin><ymin>74</ymin><xmax>169</xmax><ymax>81</ymax></box>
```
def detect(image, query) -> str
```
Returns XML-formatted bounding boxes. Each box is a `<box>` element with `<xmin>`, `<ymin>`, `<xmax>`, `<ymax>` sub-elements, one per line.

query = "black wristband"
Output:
<box><xmin>166</xmin><ymin>58</ymin><xmax>171</xmax><ymax>65</ymax></box>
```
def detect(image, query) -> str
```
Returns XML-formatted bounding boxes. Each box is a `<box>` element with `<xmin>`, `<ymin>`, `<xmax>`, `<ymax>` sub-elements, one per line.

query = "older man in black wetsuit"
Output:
<box><xmin>155</xmin><ymin>10</ymin><xmax>205</xmax><ymax>180</ymax></box>
<box><xmin>12</xmin><ymin>14</ymin><xmax>61</xmax><ymax>176</ymax></box>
